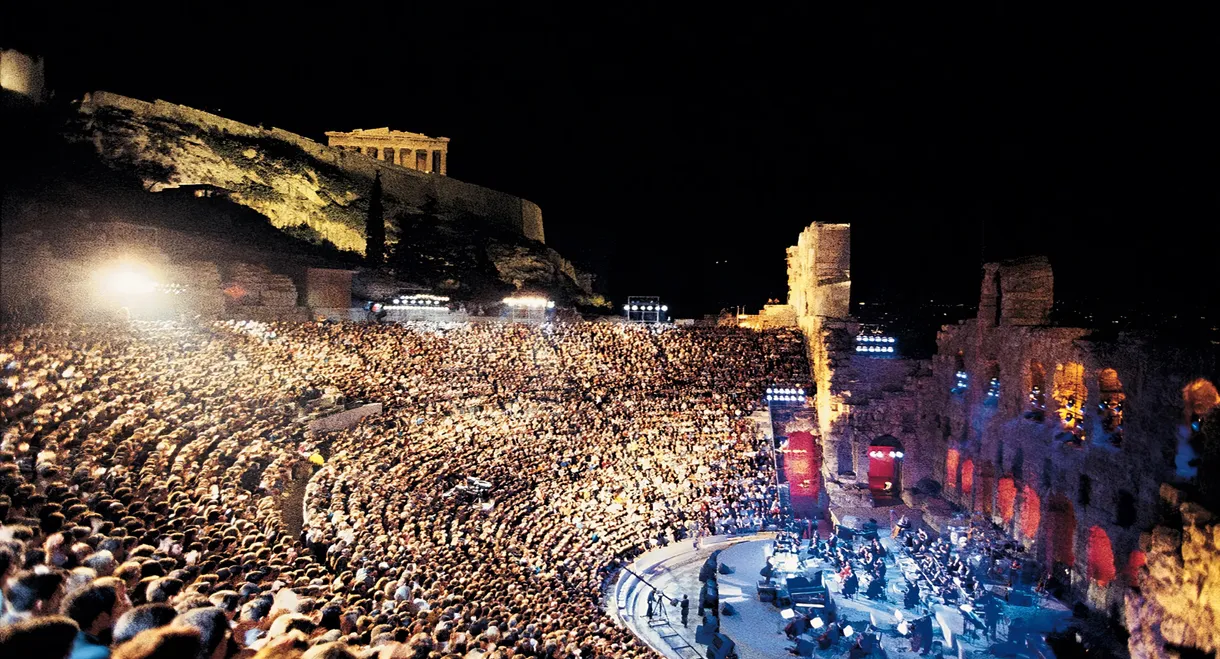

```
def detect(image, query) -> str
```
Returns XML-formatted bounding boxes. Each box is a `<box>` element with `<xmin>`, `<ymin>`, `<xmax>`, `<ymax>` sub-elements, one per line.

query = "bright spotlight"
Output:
<box><xmin>96</xmin><ymin>261</ymin><xmax>158</xmax><ymax>298</ymax></box>
<box><xmin>843</xmin><ymin>625</ymin><xmax>854</xmax><ymax>638</ymax></box>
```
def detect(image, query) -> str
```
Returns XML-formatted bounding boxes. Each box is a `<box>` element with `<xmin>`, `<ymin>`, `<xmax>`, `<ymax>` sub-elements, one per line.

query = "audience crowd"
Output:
<box><xmin>0</xmin><ymin>319</ymin><xmax>808</xmax><ymax>658</ymax></box>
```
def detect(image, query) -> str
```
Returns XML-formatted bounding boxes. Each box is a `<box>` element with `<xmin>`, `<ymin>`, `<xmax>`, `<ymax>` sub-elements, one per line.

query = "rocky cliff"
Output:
<box><xmin>58</xmin><ymin>92</ymin><xmax>594</xmax><ymax>303</ymax></box>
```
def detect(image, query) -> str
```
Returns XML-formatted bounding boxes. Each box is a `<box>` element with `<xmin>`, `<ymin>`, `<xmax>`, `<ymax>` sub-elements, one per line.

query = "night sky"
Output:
<box><xmin>8</xmin><ymin>5</ymin><xmax>1217</xmax><ymax>317</ymax></box>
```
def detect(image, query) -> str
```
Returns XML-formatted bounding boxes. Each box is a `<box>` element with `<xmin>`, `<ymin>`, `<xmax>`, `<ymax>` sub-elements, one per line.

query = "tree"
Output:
<box><xmin>366</xmin><ymin>170</ymin><xmax>385</xmax><ymax>266</ymax></box>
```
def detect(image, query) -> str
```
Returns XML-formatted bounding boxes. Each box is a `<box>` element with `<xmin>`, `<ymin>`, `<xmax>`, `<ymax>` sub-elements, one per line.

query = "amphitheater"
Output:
<box><xmin>0</xmin><ymin>317</ymin><xmax>808</xmax><ymax>658</ymax></box>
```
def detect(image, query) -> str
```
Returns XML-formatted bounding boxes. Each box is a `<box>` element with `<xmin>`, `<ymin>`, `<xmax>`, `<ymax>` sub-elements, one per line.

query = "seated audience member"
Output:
<box><xmin>0</xmin><ymin>615</ymin><xmax>80</xmax><ymax>659</ymax></box>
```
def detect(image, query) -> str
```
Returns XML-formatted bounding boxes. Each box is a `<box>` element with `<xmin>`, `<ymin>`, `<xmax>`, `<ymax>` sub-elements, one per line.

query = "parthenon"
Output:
<box><xmin>325</xmin><ymin>127</ymin><xmax>449</xmax><ymax>175</ymax></box>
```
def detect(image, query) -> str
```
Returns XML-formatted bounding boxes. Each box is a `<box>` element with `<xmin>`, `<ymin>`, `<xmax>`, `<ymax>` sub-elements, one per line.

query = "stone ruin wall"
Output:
<box><xmin>786</xmin><ymin>221</ymin><xmax>932</xmax><ymax>488</ymax></box>
<box><xmin>787</xmin><ymin>224</ymin><xmax>1220</xmax><ymax>654</ymax></box>
<box><xmin>1126</xmin><ymin>487</ymin><xmax>1220</xmax><ymax>658</ymax></box>
<box><xmin>80</xmin><ymin>92</ymin><xmax>547</xmax><ymax>244</ymax></box>
<box><xmin>927</xmin><ymin>258</ymin><xmax>1218</xmax><ymax>640</ymax></box>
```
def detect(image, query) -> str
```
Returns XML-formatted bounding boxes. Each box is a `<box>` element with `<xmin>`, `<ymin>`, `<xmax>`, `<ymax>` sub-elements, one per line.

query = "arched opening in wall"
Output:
<box><xmin>1078</xmin><ymin>474</ymin><xmax>1092</xmax><ymax>508</ymax></box>
<box><xmin>1026</xmin><ymin>361</ymin><xmax>1048</xmax><ymax>421</ymax></box>
<box><xmin>1179</xmin><ymin>379</ymin><xmax>1218</xmax><ymax>478</ymax></box>
<box><xmin>416</xmin><ymin>150</ymin><xmax>429</xmax><ymax>171</ymax></box>
<box><xmin>867</xmin><ymin>435</ymin><xmax>905</xmax><ymax>501</ymax></box>
<box><xmin>976</xmin><ymin>461</ymin><xmax>997</xmax><ymax>514</ymax></box>
<box><xmin>1087</xmin><ymin>526</ymin><xmax>1116</xmax><ymax>586</ymax></box>
<box><xmin>432</xmin><ymin>150</ymin><xmax>443</xmax><ymax>173</ymax></box>
<box><xmin>367</xmin><ymin>147</ymin><xmax>379</xmax><ymax>159</ymax></box>
<box><xmin>1044</xmin><ymin>493</ymin><xmax>1073</xmax><ymax>571</ymax></box>
<box><xmin>961</xmin><ymin>459</ymin><xmax>975</xmax><ymax>501</ymax></box>
<box><xmin>1097</xmin><ymin>368</ymin><xmax>1125</xmax><ymax>446</ymax></box>
<box><xmin>1184</xmin><ymin>378</ymin><xmax>1219</xmax><ymax>438</ymax></box>
<box><xmin>1116</xmin><ymin>490</ymin><xmax>1137</xmax><ymax>528</ymax></box>
<box><xmin>1020</xmin><ymin>485</ymin><xmax>1041</xmax><ymax>541</ymax></box>
<box><xmin>945</xmin><ymin>448</ymin><xmax>960</xmax><ymax>491</ymax></box>
<box><xmin>1054</xmin><ymin>362</ymin><xmax>1088</xmax><ymax>445</ymax></box>
<box><xmin>952</xmin><ymin>352</ymin><xmax>968</xmax><ymax>394</ymax></box>
<box><xmin>1124</xmin><ymin>550</ymin><xmax>1146</xmax><ymax>581</ymax></box>
<box><xmin>383</xmin><ymin>147</ymin><xmax>396</xmax><ymax>164</ymax></box>
<box><xmin>998</xmin><ymin>476</ymin><xmax>1016</xmax><ymax>524</ymax></box>
<box><xmin>984</xmin><ymin>363</ymin><xmax>1001</xmax><ymax>406</ymax></box>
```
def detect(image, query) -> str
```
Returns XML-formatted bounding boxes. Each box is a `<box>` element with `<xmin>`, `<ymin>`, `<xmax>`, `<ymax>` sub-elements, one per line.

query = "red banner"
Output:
<box><xmin>784</xmin><ymin>431</ymin><xmax>823</xmax><ymax>519</ymax></box>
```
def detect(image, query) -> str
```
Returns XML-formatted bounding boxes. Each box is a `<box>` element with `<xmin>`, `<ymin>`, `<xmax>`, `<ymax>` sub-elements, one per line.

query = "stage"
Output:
<box><xmin>710</xmin><ymin>533</ymin><xmax>1074</xmax><ymax>659</ymax></box>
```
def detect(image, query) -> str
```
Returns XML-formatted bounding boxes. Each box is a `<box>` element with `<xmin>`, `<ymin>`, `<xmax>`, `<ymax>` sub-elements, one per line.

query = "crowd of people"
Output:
<box><xmin>1</xmin><ymin>319</ymin><xmax>809</xmax><ymax>658</ymax></box>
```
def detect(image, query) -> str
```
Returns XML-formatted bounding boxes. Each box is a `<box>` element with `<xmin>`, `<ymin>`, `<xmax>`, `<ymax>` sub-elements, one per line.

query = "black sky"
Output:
<box><xmin>8</xmin><ymin>4</ymin><xmax>1217</xmax><ymax>317</ymax></box>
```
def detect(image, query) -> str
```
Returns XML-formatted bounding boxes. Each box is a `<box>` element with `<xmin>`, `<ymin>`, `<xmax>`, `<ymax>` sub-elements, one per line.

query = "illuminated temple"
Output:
<box><xmin>325</xmin><ymin>126</ymin><xmax>449</xmax><ymax>175</ymax></box>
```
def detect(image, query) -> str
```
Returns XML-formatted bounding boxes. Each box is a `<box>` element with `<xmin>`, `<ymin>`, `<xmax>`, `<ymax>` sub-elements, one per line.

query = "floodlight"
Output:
<box><xmin>96</xmin><ymin>260</ymin><xmax>158</xmax><ymax>299</ymax></box>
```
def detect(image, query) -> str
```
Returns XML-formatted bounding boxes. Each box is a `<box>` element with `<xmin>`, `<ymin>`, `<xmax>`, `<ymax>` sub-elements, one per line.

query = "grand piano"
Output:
<box><xmin>780</xmin><ymin>571</ymin><xmax>831</xmax><ymax>609</ymax></box>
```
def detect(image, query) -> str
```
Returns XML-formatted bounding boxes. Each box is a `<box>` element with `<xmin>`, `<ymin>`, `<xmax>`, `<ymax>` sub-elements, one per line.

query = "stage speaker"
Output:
<box><xmin>718</xmin><ymin>563</ymin><xmax>735</xmax><ymax>574</ymax></box>
<box><xmin>758</xmin><ymin>584</ymin><xmax>777</xmax><ymax>602</ymax></box>
<box><xmin>695</xmin><ymin>613</ymin><xmax>719</xmax><ymax>643</ymax></box>
<box><xmin>721</xmin><ymin>603</ymin><xmax>736</xmax><ymax>616</ymax></box>
<box><xmin>708</xmin><ymin>633</ymin><xmax>736</xmax><ymax>659</ymax></box>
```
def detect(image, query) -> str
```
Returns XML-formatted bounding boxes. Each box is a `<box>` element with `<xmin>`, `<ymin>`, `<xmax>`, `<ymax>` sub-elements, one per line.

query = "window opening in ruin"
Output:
<box><xmin>984</xmin><ymin>364</ymin><xmax>1000</xmax><ymax>406</ymax></box>
<box><xmin>952</xmin><ymin>352</ymin><xmax>968</xmax><ymax>395</ymax></box>
<box><xmin>1086</xmin><ymin>526</ymin><xmax>1116</xmax><ymax>586</ymax></box>
<box><xmin>1012</xmin><ymin>447</ymin><xmax>1024</xmax><ymax>481</ymax></box>
<box><xmin>1046</xmin><ymin>493</ymin><xmax>1077</xmax><ymax>570</ymax></box>
<box><xmin>1116</xmin><ymin>490</ymin><xmax>1136</xmax><ymax>528</ymax></box>
<box><xmin>432</xmin><ymin>150</ymin><xmax>442</xmax><ymax>173</ymax></box>
<box><xmin>384</xmin><ymin>147</ymin><xmax>396</xmax><ymax>164</ymax></box>
<box><xmin>1054</xmin><ymin>363</ymin><xmax>1087</xmax><ymax>446</ymax></box>
<box><xmin>998</xmin><ymin>476</ymin><xmax>1016</xmax><ymax>524</ymax></box>
<box><xmin>1184</xmin><ymin>378</ymin><xmax>1219</xmax><ymax>436</ymax></box>
<box><xmin>1097</xmin><ymin>368</ymin><xmax>1125</xmax><ymax>446</ymax></box>
<box><xmin>1078</xmin><ymin>474</ymin><xmax>1092</xmax><ymax>508</ymax></box>
<box><xmin>961</xmin><ymin>459</ymin><xmax>975</xmax><ymax>498</ymax></box>
<box><xmin>416</xmin><ymin>150</ymin><xmax>428</xmax><ymax>171</ymax></box>
<box><xmin>976</xmin><ymin>461</ymin><xmax>996</xmax><ymax>514</ymax></box>
<box><xmin>1020</xmin><ymin>485</ymin><xmax>1041</xmax><ymax>541</ymax></box>
<box><xmin>1025</xmin><ymin>361</ymin><xmax>1047</xmax><ymax>422</ymax></box>
<box><xmin>945</xmin><ymin>448</ymin><xmax>960</xmax><ymax>491</ymax></box>
<box><xmin>1124</xmin><ymin>550</ymin><xmax>1146</xmax><ymax>581</ymax></box>
<box><xmin>367</xmin><ymin>147</ymin><xmax>378</xmax><ymax>159</ymax></box>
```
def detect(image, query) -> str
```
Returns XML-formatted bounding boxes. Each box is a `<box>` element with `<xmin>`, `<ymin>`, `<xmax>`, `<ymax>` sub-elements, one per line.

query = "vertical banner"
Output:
<box><xmin>783</xmin><ymin>430</ymin><xmax>823</xmax><ymax>519</ymax></box>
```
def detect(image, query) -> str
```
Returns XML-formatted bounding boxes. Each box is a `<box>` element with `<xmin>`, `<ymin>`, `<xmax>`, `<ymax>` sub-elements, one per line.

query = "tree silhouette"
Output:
<box><xmin>366</xmin><ymin>171</ymin><xmax>385</xmax><ymax>266</ymax></box>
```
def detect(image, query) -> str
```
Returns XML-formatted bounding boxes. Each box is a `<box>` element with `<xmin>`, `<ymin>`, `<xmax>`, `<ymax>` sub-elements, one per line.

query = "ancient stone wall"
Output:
<box><xmin>1125</xmin><ymin>488</ymin><xmax>1220</xmax><ymax>658</ymax></box>
<box><xmin>979</xmin><ymin>256</ymin><xmax>1054</xmax><ymax>327</ymax></box>
<box><xmin>786</xmin><ymin>221</ymin><xmax>934</xmax><ymax>488</ymax></box>
<box><xmin>929</xmin><ymin>259</ymin><xmax>1217</xmax><ymax>616</ymax></box>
